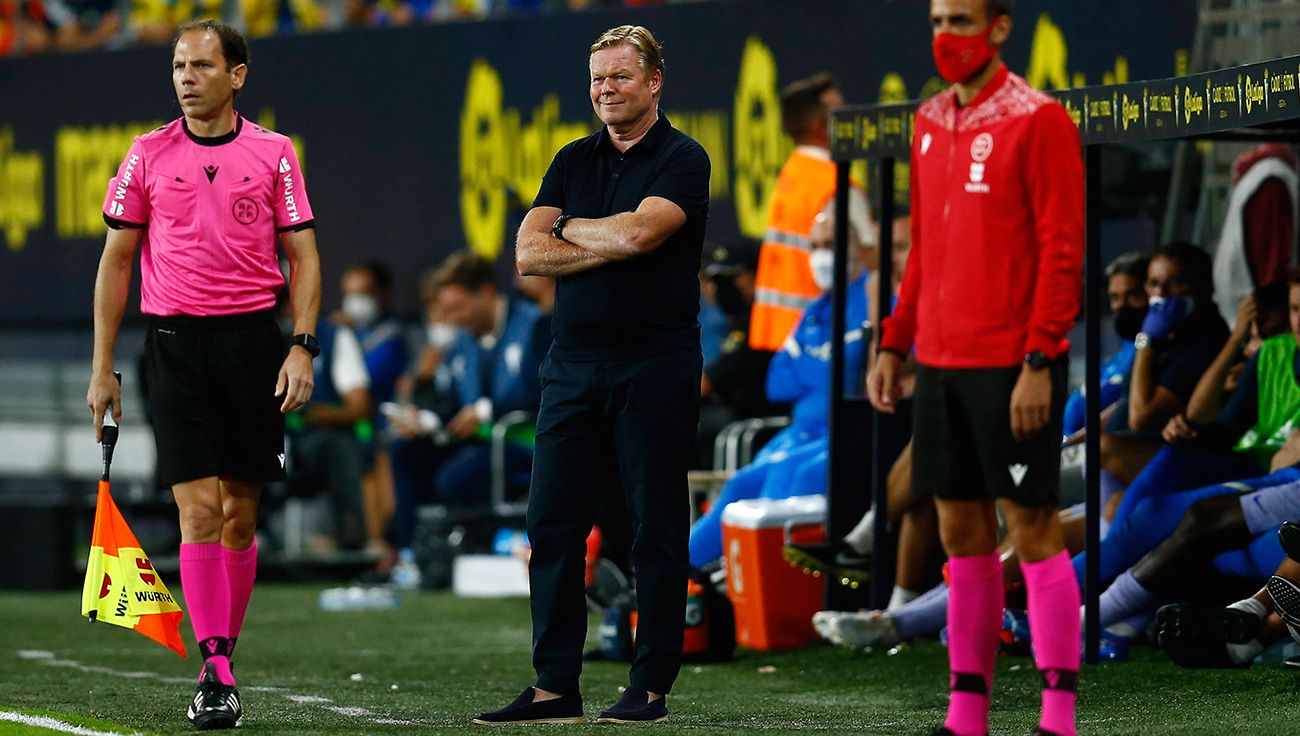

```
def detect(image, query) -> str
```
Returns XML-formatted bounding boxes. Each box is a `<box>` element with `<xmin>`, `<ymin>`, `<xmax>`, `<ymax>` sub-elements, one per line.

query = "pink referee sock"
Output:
<box><xmin>944</xmin><ymin>553</ymin><xmax>1003</xmax><ymax>736</ymax></box>
<box><xmin>1023</xmin><ymin>550</ymin><xmax>1080</xmax><ymax>736</ymax></box>
<box><xmin>180</xmin><ymin>542</ymin><xmax>235</xmax><ymax>686</ymax></box>
<box><xmin>223</xmin><ymin>540</ymin><xmax>258</xmax><ymax>653</ymax></box>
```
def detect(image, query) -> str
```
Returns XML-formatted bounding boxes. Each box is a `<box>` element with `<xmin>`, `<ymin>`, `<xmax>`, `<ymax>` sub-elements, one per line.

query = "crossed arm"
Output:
<box><xmin>514</xmin><ymin>196</ymin><xmax>687</xmax><ymax>277</ymax></box>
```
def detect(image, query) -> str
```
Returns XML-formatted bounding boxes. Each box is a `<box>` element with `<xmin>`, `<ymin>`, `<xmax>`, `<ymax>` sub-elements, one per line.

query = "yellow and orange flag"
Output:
<box><xmin>81</xmin><ymin>479</ymin><xmax>187</xmax><ymax>657</ymax></box>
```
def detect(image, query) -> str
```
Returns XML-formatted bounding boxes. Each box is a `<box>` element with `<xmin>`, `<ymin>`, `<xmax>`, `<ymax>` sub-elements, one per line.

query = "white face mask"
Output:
<box><xmin>427</xmin><ymin>322</ymin><xmax>458</xmax><ymax>350</ymax></box>
<box><xmin>810</xmin><ymin>249</ymin><xmax>835</xmax><ymax>291</ymax></box>
<box><xmin>342</xmin><ymin>294</ymin><xmax>379</xmax><ymax>327</ymax></box>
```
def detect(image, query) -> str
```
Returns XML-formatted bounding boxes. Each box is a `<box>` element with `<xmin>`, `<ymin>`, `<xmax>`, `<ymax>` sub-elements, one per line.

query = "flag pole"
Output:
<box><xmin>87</xmin><ymin>371</ymin><xmax>121</xmax><ymax>624</ymax></box>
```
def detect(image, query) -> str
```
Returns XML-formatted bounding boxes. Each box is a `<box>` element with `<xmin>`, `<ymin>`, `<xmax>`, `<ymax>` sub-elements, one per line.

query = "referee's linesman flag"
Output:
<box><xmin>81</xmin><ymin>479</ymin><xmax>187</xmax><ymax>657</ymax></box>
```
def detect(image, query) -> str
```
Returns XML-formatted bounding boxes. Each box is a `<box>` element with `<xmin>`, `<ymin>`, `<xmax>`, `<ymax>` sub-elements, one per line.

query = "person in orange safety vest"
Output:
<box><xmin>749</xmin><ymin>71</ymin><xmax>875</xmax><ymax>351</ymax></box>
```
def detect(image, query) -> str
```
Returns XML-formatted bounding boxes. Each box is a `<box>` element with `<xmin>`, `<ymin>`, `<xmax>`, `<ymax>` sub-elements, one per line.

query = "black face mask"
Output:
<box><xmin>713</xmin><ymin>277</ymin><xmax>747</xmax><ymax>317</ymax></box>
<box><xmin>1113</xmin><ymin>305</ymin><xmax>1147</xmax><ymax>341</ymax></box>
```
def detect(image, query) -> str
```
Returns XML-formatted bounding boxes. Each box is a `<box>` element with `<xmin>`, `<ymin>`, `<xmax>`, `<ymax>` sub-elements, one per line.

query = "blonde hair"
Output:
<box><xmin>590</xmin><ymin>25</ymin><xmax>665</xmax><ymax>79</ymax></box>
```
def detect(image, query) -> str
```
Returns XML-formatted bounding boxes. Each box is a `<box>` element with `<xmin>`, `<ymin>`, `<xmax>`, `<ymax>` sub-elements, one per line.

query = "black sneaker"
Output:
<box><xmin>473</xmin><ymin>687</ymin><xmax>584</xmax><ymax>725</ymax></box>
<box><xmin>186</xmin><ymin>661</ymin><xmax>242</xmax><ymax>730</ymax></box>
<box><xmin>596</xmin><ymin>688</ymin><xmax>668</xmax><ymax>724</ymax></box>
<box><xmin>1279</xmin><ymin>521</ymin><xmax>1300</xmax><ymax>562</ymax></box>
<box><xmin>1154</xmin><ymin>603</ymin><xmax>1261</xmax><ymax>669</ymax></box>
<box><xmin>782</xmin><ymin>540</ymin><xmax>869</xmax><ymax>588</ymax></box>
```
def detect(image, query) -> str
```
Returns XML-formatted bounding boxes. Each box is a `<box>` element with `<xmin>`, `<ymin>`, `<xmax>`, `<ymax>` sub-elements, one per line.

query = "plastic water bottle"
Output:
<box><xmin>318</xmin><ymin>585</ymin><xmax>400</xmax><ymax>612</ymax></box>
<box><xmin>683</xmin><ymin>579</ymin><xmax>708</xmax><ymax>655</ymax></box>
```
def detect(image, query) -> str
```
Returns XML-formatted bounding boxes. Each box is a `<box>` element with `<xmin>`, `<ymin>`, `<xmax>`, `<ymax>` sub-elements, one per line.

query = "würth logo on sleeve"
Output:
<box><xmin>109</xmin><ymin>201</ymin><xmax>125</xmax><ymax>217</ymax></box>
<box><xmin>278</xmin><ymin>156</ymin><xmax>291</xmax><ymax>174</ymax></box>
<box><xmin>965</xmin><ymin>133</ymin><xmax>994</xmax><ymax>194</ymax></box>
<box><xmin>113</xmin><ymin>153</ymin><xmax>139</xmax><ymax>201</ymax></box>
<box><xmin>282</xmin><ymin>170</ymin><xmax>301</xmax><ymax>223</ymax></box>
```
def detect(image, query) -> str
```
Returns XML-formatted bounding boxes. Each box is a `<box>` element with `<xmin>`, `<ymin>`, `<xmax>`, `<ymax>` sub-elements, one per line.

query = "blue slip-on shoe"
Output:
<box><xmin>596</xmin><ymin>688</ymin><xmax>669</xmax><ymax>724</ymax></box>
<box><xmin>473</xmin><ymin>687</ymin><xmax>584</xmax><ymax>725</ymax></box>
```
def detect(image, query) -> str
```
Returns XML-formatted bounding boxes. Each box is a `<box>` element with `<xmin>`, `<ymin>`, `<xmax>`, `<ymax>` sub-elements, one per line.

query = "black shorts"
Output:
<box><xmin>911</xmin><ymin>358</ymin><xmax>1067</xmax><ymax>507</ymax></box>
<box><xmin>143</xmin><ymin>310</ymin><xmax>286</xmax><ymax>487</ymax></box>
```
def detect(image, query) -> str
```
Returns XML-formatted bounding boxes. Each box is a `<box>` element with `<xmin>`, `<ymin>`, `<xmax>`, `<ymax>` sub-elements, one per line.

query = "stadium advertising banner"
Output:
<box><xmin>833</xmin><ymin>55</ymin><xmax>1300</xmax><ymax>160</ymax></box>
<box><xmin>0</xmin><ymin>0</ymin><xmax>1195</xmax><ymax>323</ymax></box>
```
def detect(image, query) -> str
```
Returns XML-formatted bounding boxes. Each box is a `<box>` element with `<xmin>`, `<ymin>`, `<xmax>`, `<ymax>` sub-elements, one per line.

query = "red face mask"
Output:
<box><xmin>932</xmin><ymin>20</ymin><xmax>999</xmax><ymax>85</ymax></box>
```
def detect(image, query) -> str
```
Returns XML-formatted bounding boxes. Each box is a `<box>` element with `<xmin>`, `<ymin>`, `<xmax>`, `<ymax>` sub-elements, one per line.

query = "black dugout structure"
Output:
<box><xmin>828</xmin><ymin>54</ymin><xmax>1300</xmax><ymax>662</ymax></box>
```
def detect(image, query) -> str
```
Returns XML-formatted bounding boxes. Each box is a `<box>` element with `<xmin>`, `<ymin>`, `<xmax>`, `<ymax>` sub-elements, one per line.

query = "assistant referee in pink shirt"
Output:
<box><xmin>86</xmin><ymin>19</ymin><xmax>321</xmax><ymax>731</ymax></box>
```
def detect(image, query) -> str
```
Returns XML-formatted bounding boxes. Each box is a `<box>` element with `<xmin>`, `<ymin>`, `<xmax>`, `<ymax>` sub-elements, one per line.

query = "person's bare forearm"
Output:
<box><xmin>1186</xmin><ymin>336</ymin><xmax>1245</xmax><ymax>423</ymax></box>
<box><xmin>283</xmin><ymin>230</ymin><xmax>322</xmax><ymax>336</ymax></box>
<box><xmin>1128</xmin><ymin>347</ymin><xmax>1158</xmax><ymax>428</ymax></box>
<box><xmin>561</xmin><ymin>212</ymin><xmax>655</xmax><ymax>261</ymax></box>
<box><xmin>516</xmin><ymin>227</ymin><xmax>609</xmax><ymax>277</ymax></box>
<box><xmin>91</xmin><ymin>236</ymin><xmax>137</xmax><ymax>377</ymax></box>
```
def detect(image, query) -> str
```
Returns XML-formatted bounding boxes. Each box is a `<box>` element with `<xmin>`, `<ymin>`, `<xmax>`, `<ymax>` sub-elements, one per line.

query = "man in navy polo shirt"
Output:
<box><xmin>473</xmin><ymin>24</ymin><xmax>709</xmax><ymax>726</ymax></box>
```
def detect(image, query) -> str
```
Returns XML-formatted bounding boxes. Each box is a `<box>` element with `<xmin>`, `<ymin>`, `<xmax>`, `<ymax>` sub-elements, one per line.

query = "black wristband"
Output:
<box><xmin>291</xmin><ymin>333</ymin><xmax>320</xmax><ymax>358</ymax></box>
<box><xmin>551</xmin><ymin>215</ymin><xmax>573</xmax><ymax>242</ymax></box>
<box><xmin>1024</xmin><ymin>350</ymin><xmax>1051</xmax><ymax>370</ymax></box>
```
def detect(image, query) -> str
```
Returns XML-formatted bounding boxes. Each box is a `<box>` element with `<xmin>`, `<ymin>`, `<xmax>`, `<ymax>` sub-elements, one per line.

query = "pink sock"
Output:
<box><xmin>944</xmin><ymin>553</ymin><xmax>1002</xmax><ymax>736</ymax></box>
<box><xmin>1023</xmin><ymin>550</ymin><xmax>1081</xmax><ymax>736</ymax></box>
<box><xmin>223</xmin><ymin>540</ymin><xmax>258</xmax><ymax>651</ymax></box>
<box><xmin>180</xmin><ymin>543</ymin><xmax>235</xmax><ymax>686</ymax></box>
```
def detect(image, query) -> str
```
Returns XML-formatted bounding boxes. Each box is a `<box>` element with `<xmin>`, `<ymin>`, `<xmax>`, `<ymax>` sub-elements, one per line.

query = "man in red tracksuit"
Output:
<box><xmin>867</xmin><ymin>1</ymin><xmax>1084</xmax><ymax>735</ymax></box>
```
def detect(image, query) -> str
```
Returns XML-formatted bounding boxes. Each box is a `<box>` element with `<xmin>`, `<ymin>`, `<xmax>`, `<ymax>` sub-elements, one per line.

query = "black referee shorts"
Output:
<box><xmin>911</xmin><ymin>358</ymin><xmax>1067</xmax><ymax>507</ymax></box>
<box><xmin>143</xmin><ymin>309</ymin><xmax>287</xmax><ymax>487</ymax></box>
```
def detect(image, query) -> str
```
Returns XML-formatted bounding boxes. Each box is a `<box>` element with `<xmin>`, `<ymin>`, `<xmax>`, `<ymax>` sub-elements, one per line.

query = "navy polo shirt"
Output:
<box><xmin>533</xmin><ymin>112</ymin><xmax>710</xmax><ymax>361</ymax></box>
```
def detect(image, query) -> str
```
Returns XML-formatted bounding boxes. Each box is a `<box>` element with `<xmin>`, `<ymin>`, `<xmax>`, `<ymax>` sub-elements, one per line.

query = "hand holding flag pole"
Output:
<box><xmin>81</xmin><ymin>372</ymin><xmax>188</xmax><ymax>657</ymax></box>
<box><xmin>99</xmin><ymin>373</ymin><xmax>119</xmax><ymax>481</ymax></box>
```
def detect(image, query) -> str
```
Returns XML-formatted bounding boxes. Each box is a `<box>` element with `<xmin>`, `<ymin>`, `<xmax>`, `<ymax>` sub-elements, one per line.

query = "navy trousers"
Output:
<box><xmin>528</xmin><ymin>347</ymin><xmax>701</xmax><ymax>695</ymax></box>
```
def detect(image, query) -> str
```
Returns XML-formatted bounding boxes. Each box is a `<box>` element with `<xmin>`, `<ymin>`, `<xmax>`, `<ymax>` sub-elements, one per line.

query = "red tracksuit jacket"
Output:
<box><xmin>880</xmin><ymin>65</ymin><xmax>1084</xmax><ymax>369</ymax></box>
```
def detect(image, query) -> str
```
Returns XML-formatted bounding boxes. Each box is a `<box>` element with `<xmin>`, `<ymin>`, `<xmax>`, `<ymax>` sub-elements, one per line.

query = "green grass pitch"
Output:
<box><xmin>1</xmin><ymin>584</ymin><xmax>1298</xmax><ymax>734</ymax></box>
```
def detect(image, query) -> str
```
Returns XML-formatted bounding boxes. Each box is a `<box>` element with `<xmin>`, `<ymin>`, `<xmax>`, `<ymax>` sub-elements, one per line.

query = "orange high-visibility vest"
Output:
<box><xmin>748</xmin><ymin>148</ymin><xmax>838</xmax><ymax>351</ymax></box>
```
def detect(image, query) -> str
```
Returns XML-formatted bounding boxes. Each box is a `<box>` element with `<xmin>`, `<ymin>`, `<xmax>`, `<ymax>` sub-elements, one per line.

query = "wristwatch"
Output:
<box><xmin>1134</xmin><ymin>332</ymin><xmax>1153</xmax><ymax>350</ymax></box>
<box><xmin>551</xmin><ymin>214</ymin><xmax>573</xmax><ymax>242</ymax></box>
<box><xmin>1024</xmin><ymin>351</ymin><xmax>1050</xmax><ymax>370</ymax></box>
<box><xmin>291</xmin><ymin>333</ymin><xmax>320</xmax><ymax>358</ymax></box>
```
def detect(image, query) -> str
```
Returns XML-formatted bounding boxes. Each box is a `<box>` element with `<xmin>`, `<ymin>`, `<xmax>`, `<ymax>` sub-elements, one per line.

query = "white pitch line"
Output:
<box><xmin>13</xmin><ymin>650</ymin><xmax>422</xmax><ymax>727</ymax></box>
<box><xmin>0</xmin><ymin>710</ymin><xmax>143</xmax><ymax>736</ymax></box>
<box><xmin>325</xmin><ymin>706</ymin><xmax>374</xmax><ymax>717</ymax></box>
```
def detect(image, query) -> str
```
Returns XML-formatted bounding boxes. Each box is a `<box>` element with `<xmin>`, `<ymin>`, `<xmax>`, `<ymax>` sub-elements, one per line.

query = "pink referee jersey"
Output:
<box><xmin>102</xmin><ymin>114</ymin><xmax>315</xmax><ymax>316</ymax></box>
